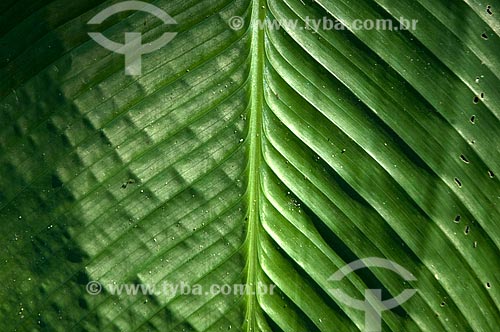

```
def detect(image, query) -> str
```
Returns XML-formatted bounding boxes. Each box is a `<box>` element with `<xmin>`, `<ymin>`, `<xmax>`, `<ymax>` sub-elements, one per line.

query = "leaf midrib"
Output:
<box><xmin>245</xmin><ymin>0</ymin><xmax>266</xmax><ymax>331</ymax></box>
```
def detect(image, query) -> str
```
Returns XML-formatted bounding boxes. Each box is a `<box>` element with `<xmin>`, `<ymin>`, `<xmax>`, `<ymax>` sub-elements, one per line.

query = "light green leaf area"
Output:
<box><xmin>0</xmin><ymin>0</ymin><xmax>499</xmax><ymax>331</ymax></box>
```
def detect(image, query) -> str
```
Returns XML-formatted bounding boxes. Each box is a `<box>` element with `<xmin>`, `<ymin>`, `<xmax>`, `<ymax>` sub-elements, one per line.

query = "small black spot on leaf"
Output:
<box><xmin>454</xmin><ymin>178</ymin><xmax>462</xmax><ymax>188</ymax></box>
<box><xmin>487</xmin><ymin>5</ymin><xmax>493</xmax><ymax>15</ymax></box>
<box><xmin>481</xmin><ymin>33</ymin><xmax>489</xmax><ymax>40</ymax></box>
<box><xmin>454</xmin><ymin>215</ymin><xmax>461</xmax><ymax>223</ymax></box>
<box><xmin>464</xmin><ymin>225</ymin><xmax>470</xmax><ymax>235</ymax></box>
<box><xmin>473</xmin><ymin>96</ymin><xmax>480</xmax><ymax>103</ymax></box>
<box><xmin>121</xmin><ymin>178</ymin><xmax>135</xmax><ymax>189</ymax></box>
<box><xmin>460</xmin><ymin>154</ymin><xmax>469</xmax><ymax>163</ymax></box>
<box><xmin>488</xmin><ymin>170</ymin><xmax>495</xmax><ymax>178</ymax></box>
<box><xmin>470</xmin><ymin>115</ymin><xmax>475</xmax><ymax>124</ymax></box>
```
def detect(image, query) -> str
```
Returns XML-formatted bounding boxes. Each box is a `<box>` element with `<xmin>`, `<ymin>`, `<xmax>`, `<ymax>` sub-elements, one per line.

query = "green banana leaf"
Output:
<box><xmin>1</xmin><ymin>0</ymin><xmax>499</xmax><ymax>331</ymax></box>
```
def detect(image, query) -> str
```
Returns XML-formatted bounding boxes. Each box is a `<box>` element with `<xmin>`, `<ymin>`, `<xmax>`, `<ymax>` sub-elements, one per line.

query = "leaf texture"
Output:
<box><xmin>0</xmin><ymin>0</ymin><xmax>499</xmax><ymax>331</ymax></box>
